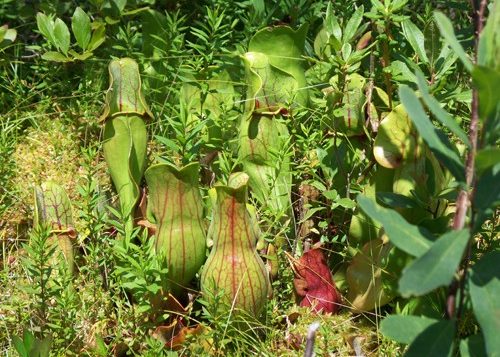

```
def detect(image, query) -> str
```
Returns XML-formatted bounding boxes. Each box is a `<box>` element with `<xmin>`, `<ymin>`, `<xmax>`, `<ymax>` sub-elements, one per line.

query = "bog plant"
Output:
<box><xmin>1</xmin><ymin>1</ymin><xmax>498</xmax><ymax>356</ymax></box>
<box><xmin>36</xmin><ymin>7</ymin><xmax>105</xmax><ymax>62</ymax></box>
<box><xmin>100</xmin><ymin>57</ymin><xmax>152</xmax><ymax>239</ymax></box>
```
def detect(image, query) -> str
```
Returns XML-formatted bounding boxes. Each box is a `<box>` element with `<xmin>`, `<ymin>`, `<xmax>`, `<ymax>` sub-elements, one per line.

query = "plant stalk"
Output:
<box><xmin>446</xmin><ymin>0</ymin><xmax>487</xmax><ymax>320</ymax></box>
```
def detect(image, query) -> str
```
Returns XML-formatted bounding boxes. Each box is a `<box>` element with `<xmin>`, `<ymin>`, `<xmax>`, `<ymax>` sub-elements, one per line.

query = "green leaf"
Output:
<box><xmin>399</xmin><ymin>85</ymin><xmax>465</xmax><ymax>182</ymax></box>
<box><xmin>460</xmin><ymin>334</ymin><xmax>488</xmax><ymax>357</ymax></box>
<box><xmin>415</xmin><ymin>71</ymin><xmax>469</xmax><ymax>146</ymax></box>
<box><xmin>12</xmin><ymin>335</ymin><xmax>28</xmax><ymax>357</ymax></box>
<box><xmin>468</xmin><ymin>251</ymin><xmax>500</xmax><ymax>357</ymax></box>
<box><xmin>476</xmin><ymin>148</ymin><xmax>500</xmax><ymax>173</ymax></box>
<box><xmin>380</xmin><ymin>315</ymin><xmax>437</xmax><ymax>344</ymax></box>
<box><xmin>53</xmin><ymin>18</ymin><xmax>70</xmax><ymax>54</ymax></box>
<box><xmin>376</xmin><ymin>192</ymin><xmax>418</xmax><ymax>209</ymax></box>
<box><xmin>325</xmin><ymin>2</ymin><xmax>342</xmax><ymax>41</ymax></box>
<box><xmin>434</xmin><ymin>12</ymin><xmax>472</xmax><ymax>72</ymax></box>
<box><xmin>88</xmin><ymin>23</ymin><xmax>105</xmax><ymax>52</ymax></box>
<box><xmin>473</xmin><ymin>163</ymin><xmax>500</xmax><ymax>229</ymax></box>
<box><xmin>402</xmin><ymin>19</ymin><xmax>428</xmax><ymax>63</ymax></box>
<box><xmin>472</xmin><ymin>65</ymin><xmax>500</xmax><ymax>120</ymax></box>
<box><xmin>41</xmin><ymin>51</ymin><xmax>70</xmax><ymax>62</ymax></box>
<box><xmin>405</xmin><ymin>320</ymin><xmax>455</xmax><ymax>357</ymax></box>
<box><xmin>36</xmin><ymin>13</ymin><xmax>56</xmax><ymax>47</ymax></box>
<box><xmin>357</xmin><ymin>195</ymin><xmax>433</xmax><ymax>257</ymax></box>
<box><xmin>343</xmin><ymin>5</ymin><xmax>364</xmax><ymax>44</ymax></box>
<box><xmin>32</xmin><ymin>336</ymin><xmax>52</xmax><ymax>357</ymax></box>
<box><xmin>72</xmin><ymin>7</ymin><xmax>91</xmax><ymax>51</ymax></box>
<box><xmin>399</xmin><ymin>229</ymin><xmax>469</xmax><ymax>297</ymax></box>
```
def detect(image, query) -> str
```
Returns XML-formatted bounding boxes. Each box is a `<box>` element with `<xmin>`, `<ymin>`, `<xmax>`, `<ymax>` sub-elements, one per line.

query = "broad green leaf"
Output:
<box><xmin>477</xmin><ymin>0</ymin><xmax>500</xmax><ymax>71</ymax></box>
<box><xmin>36</xmin><ymin>12</ymin><xmax>56</xmax><ymax>47</ymax></box>
<box><xmin>405</xmin><ymin>320</ymin><xmax>455</xmax><ymax>357</ymax></box>
<box><xmin>460</xmin><ymin>334</ymin><xmax>488</xmax><ymax>357</ymax></box>
<box><xmin>376</xmin><ymin>192</ymin><xmax>418</xmax><ymax>209</ymax></box>
<box><xmin>22</xmin><ymin>330</ymin><xmax>34</xmax><ymax>352</ymax></box>
<box><xmin>473</xmin><ymin>163</ymin><xmax>500</xmax><ymax>229</ymax></box>
<box><xmin>399</xmin><ymin>229</ymin><xmax>469</xmax><ymax>297</ymax></box>
<box><xmin>357</xmin><ymin>195</ymin><xmax>433</xmax><ymax>257</ymax></box>
<box><xmin>12</xmin><ymin>335</ymin><xmax>28</xmax><ymax>357</ymax></box>
<box><xmin>141</xmin><ymin>9</ymin><xmax>168</xmax><ymax>59</ymax></box>
<box><xmin>0</xmin><ymin>25</ymin><xmax>16</xmax><ymax>45</ymax></box>
<box><xmin>53</xmin><ymin>18</ymin><xmax>70</xmax><ymax>54</ymax></box>
<box><xmin>434</xmin><ymin>12</ymin><xmax>472</xmax><ymax>72</ymax></box>
<box><xmin>402</xmin><ymin>19</ymin><xmax>428</xmax><ymax>63</ymax></box>
<box><xmin>475</xmin><ymin>148</ymin><xmax>500</xmax><ymax>173</ymax></box>
<box><xmin>469</xmin><ymin>251</ymin><xmax>500</xmax><ymax>357</ymax></box>
<box><xmin>88</xmin><ymin>23</ymin><xmax>105</xmax><ymax>52</ymax></box>
<box><xmin>343</xmin><ymin>5</ymin><xmax>364</xmax><ymax>44</ymax></box>
<box><xmin>415</xmin><ymin>71</ymin><xmax>469</xmax><ymax>146</ymax></box>
<box><xmin>373</xmin><ymin>104</ymin><xmax>421</xmax><ymax>168</ymax></box>
<box><xmin>72</xmin><ymin>7</ymin><xmax>91</xmax><ymax>51</ymax></box>
<box><xmin>41</xmin><ymin>51</ymin><xmax>69</xmax><ymax>62</ymax></box>
<box><xmin>472</xmin><ymin>65</ymin><xmax>500</xmax><ymax>120</ymax></box>
<box><xmin>380</xmin><ymin>315</ymin><xmax>437</xmax><ymax>344</ymax></box>
<box><xmin>399</xmin><ymin>85</ymin><xmax>465</xmax><ymax>182</ymax></box>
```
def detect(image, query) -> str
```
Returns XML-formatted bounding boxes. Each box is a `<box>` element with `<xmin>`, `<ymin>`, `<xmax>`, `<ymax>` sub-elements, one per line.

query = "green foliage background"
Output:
<box><xmin>0</xmin><ymin>0</ymin><xmax>498</xmax><ymax>356</ymax></box>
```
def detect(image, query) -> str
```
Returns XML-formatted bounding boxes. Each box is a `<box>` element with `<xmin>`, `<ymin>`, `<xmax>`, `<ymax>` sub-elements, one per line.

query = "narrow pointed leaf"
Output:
<box><xmin>399</xmin><ymin>229</ymin><xmax>469</xmax><ymax>297</ymax></box>
<box><xmin>399</xmin><ymin>85</ymin><xmax>465</xmax><ymax>182</ymax></box>
<box><xmin>468</xmin><ymin>251</ymin><xmax>500</xmax><ymax>357</ymax></box>
<box><xmin>342</xmin><ymin>5</ymin><xmax>364</xmax><ymax>44</ymax></box>
<box><xmin>434</xmin><ymin>12</ymin><xmax>473</xmax><ymax>72</ymax></box>
<box><xmin>415</xmin><ymin>71</ymin><xmax>469</xmax><ymax>146</ymax></box>
<box><xmin>402</xmin><ymin>19</ymin><xmax>428</xmax><ymax>63</ymax></box>
<box><xmin>357</xmin><ymin>195</ymin><xmax>433</xmax><ymax>257</ymax></box>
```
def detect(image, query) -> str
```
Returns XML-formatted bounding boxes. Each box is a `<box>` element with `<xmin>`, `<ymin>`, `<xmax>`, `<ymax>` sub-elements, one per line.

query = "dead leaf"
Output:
<box><xmin>288</xmin><ymin>248</ymin><xmax>342</xmax><ymax>314</ymax></box>
<box><xmin>152</xmin><ymin>319</ymin><xmax>203</xmax><ymax>350</ymax></box>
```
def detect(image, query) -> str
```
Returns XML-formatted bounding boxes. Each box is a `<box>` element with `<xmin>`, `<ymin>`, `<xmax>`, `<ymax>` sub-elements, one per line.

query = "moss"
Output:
<box><xmin>1</xmin><ymin>119</ymin><xmax>82</xmax><ymax>241</ymax></box>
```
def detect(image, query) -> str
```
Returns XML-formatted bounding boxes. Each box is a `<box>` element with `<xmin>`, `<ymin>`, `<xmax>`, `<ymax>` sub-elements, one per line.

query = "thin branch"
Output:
<box><xmin>446</xmin><ymin>0</ymin><xmax>488</xmax><ymax>320</ymax></box>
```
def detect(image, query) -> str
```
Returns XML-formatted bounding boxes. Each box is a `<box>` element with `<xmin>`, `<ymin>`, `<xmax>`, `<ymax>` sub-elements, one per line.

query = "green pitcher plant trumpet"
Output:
<box><xmin>238</xmin><ymin>25</ymin><xmax>309</xmax><ymax>219</ymax></box>
<box><xmin>100</xmin><ymin>58</ymin><xmax>152</xmax><ymax>238</ymax></box>
<box><xmin>200</xmin><ymin>172</ymin><xmax>270</xmax><ymax>318</ymax></box>
<box><xmin>144</xmin><ymin>162</ymin><xmax>207</xmax><ymax>295</ymax></box>
<box><xmin>34</xmin><ymin>181</ymin><xmax>76</xmax><ymax>274</ymax></box>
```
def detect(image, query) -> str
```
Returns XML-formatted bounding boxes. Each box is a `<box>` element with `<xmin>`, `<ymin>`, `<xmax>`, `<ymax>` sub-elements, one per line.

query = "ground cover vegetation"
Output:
<box><xmin>0</xmin><ymin>0</ymin><xmax>498</xmax><ymax>355</ymax></box>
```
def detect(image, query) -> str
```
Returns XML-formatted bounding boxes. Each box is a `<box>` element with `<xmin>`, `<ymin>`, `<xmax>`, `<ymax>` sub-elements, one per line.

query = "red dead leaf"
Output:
<box><xmin>152</xmin><ymin>319</ymin><xmax>203</xmax><ymax>350</ymax></box>
<box><xmin>289</xmin><ymin>248</ymin><xmax>341</xmax><ymax>314</ymax></box>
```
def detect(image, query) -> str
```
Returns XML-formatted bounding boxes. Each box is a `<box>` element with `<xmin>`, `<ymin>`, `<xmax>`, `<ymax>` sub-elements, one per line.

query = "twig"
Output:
<box><xmin>304</xmin><ymin>321</ymin><xmax>321</xmax><ymax>357</ymax></box>
<box><xmin>446</xmin><ymin>0</ymin><xmax>487</xmax><ymax>320</ymax></box>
